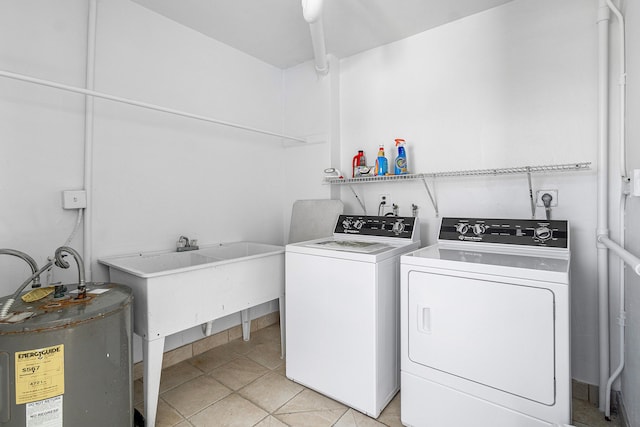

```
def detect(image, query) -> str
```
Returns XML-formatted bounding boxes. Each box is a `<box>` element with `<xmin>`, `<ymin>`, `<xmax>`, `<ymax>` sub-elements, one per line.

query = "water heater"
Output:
<box><xmin>0</xmin><ymin>283</ymin><xmax>133</xmax><ymax>426</ymax></box>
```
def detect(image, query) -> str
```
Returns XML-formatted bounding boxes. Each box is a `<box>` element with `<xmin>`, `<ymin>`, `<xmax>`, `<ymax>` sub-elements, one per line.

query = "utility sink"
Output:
<box><xmin>99</xmin><ymin>241</ymin><xmax>285</xmax><ymax>427</ymax></box>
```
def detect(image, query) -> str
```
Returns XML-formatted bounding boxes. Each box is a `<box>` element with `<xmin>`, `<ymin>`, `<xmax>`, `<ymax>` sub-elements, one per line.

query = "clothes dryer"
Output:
<box><xmin>401</xmin><ymin>217</ymin><xmax>571</xmax><ymax>427</ymax></box>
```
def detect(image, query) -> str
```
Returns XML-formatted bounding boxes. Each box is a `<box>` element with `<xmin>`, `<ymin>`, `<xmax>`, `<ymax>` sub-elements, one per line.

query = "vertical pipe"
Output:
<box><xmin>605</xmin><ymin>196</ymin><xmax>626</xmax><ymax>420</ymax></box>
<box><xmin>84</xmin><ymin>0</ymin><xmax>97</xmax><ymax>280</ymax></box>
<box><xmin>596</xmin><ymin>1</ymin><xmax>611</xmax><ymax>412</ymax></box>
<box><xmin>604</xmin><ymin>0</ymin><xmax>627</xmax><ymax>419</ymax></box>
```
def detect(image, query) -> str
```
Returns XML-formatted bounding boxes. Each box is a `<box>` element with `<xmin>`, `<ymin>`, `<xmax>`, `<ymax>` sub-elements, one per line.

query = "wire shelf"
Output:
<box><xmin>323</xmin><ymin>162</ymin><xmax>592</xmax><ymax>184</ymax></box>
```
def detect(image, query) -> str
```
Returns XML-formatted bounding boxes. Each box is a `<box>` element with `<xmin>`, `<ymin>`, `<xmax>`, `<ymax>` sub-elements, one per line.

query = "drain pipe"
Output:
<box><xmin>83</xmin><ymin>0</ymin><xmax>97</xmax><ymax>281</ymax></box>
<box><xmin>604</xmin><ymin>196</ymin><xmax>627</xmax><ymax>420</ymax></box>
<box><xmin>595</xmin><ymin>0</ymin><xmax>611</xmax><ymax>412</ymax></box>
<box><xmin>603</xmin><ymin>0</ymin><xmax>627</xmax><ymax>420</ymax></box>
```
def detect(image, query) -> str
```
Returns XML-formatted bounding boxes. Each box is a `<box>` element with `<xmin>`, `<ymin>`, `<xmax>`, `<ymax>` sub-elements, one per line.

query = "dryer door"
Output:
<box><xmin>407</xmin><ymin>270</ymin><xmax>555</xmax><ymax>405</ymax></box>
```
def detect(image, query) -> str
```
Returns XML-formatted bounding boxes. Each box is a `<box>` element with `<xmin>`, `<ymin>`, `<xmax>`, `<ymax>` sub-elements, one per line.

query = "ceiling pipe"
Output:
<box><xmin>302</xmin><ymin>0</ymin><xmax>329</xmax><ymax>75</ymax></box>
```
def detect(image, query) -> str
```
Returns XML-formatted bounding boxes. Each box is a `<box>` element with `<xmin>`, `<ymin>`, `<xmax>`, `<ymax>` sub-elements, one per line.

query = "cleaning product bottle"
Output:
<box><xmin>352</xmin><ymin>150</ymin><xmax>366</xmax><ymax>177</ymax></box>
<box><xmin>375</xmin><ymin>145</ymin><xmax>388</xmax><ymax>176</ymax></box>
<box><xmin>394</xmin><ymin>138</ymin><xmax>408</xmax><ymax>175</ymax></box>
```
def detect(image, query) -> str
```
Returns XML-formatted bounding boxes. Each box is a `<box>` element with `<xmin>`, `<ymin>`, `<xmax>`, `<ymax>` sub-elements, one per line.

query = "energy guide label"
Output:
<box><xmin>15</xmin><ymin>345</ymin><xmax>65</xmax><ymax>405</ymax></box>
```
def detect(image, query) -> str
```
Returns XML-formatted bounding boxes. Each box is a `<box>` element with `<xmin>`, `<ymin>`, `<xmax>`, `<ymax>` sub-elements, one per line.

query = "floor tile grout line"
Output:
<box><xmin>161</xmin><ymin>379</ymin><xmax>234</xmax><ymax>423</ymax></box>
<box><xmin>174</xmin><ymin>364</ymin><xmax>288</xmax><ymax>423</ymax></box>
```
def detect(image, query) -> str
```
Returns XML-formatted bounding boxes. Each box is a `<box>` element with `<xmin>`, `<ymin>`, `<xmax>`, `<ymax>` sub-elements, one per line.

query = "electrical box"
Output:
<box><xmin>632</xmin><ymin>169</ymin><xmax>640</xmax><ymax>197</ymax></box>
<box><xmin>62</xmin><ymin>190</ymin><xmax>87</xmax><ymax>209</ymax></box>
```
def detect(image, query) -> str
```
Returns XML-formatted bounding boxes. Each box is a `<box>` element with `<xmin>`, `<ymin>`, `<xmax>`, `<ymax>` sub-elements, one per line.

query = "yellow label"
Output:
<box><xmin>15</xmin><ymin>345</ymin><xmax>64</xmax><ymax>405</ymax></box>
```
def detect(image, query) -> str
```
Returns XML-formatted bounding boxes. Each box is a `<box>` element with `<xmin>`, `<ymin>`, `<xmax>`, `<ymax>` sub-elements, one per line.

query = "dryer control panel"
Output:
<box><xmin>439</xmin><ymin>217</ymin><xmax>569</xmax><ymax>248</ymax></box>
<box><xmin>334</xmin><ymin>215</ymin><xmax>418</xmax><ymax>240</ymax></box>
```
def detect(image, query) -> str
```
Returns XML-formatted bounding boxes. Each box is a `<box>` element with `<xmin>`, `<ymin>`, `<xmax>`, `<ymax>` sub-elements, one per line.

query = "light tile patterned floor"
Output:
<box><xmin>134</xmin><ymin>323</ymin><xmax>623</xmax><ymax>427</ymax></box>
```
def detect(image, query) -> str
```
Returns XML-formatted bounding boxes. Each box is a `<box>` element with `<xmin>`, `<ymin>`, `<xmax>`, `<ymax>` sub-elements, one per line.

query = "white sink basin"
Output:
<box><xmin>106</xmin><ymin>251</ymin><xmax>222</xmax><ymax>275</ymax></box>
<box><xmin>99</xmin><ymin>241</ymin><xmax>285</xmax><ymax>427</ymax></box>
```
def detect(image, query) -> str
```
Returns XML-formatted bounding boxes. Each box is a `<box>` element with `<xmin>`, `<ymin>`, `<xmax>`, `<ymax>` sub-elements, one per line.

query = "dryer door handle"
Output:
<box><xmin>417</xmin><ymin>306</ymin><xmax>431</xmax><ymax>334</ymax></box>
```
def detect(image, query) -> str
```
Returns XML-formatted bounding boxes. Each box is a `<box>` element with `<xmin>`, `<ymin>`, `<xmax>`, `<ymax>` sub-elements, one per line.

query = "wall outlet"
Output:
<box><xmin>379</xmin><ymin>194</ymin><xmax>392</xmax><ymax>214</ymax></box>
<box><xmin>536</xmin><ymin>190</ymin><xmax>558</xmax><ymax>207</ymax></box>
<box><xmin>62</xmin><ymin>190</ymin><xmax>87</xmax><ymax>209</ymax></box>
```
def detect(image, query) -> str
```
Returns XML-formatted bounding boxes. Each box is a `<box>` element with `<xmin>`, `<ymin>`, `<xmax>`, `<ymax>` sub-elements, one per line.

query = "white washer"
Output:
<box><xmin>400</xmin><ymin>217</ymin><xmax>571</xmax><ymax>427</ymax></box>
<box><xmin>286</xmin><ymin>215</ymin><xmax>420</xmax><ymax>417</ymax></box>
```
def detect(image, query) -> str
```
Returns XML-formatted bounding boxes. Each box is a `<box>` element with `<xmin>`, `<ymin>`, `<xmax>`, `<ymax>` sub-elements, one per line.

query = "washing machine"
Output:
<box><xmin>286</xmin><ymin>215</ymin><xmax>420</xmax><ymax>418</ymax></box>
<box><xmin>400</xmin><ymin>217</ymin><xmax>571</xmax><ymax>427</ymax></box>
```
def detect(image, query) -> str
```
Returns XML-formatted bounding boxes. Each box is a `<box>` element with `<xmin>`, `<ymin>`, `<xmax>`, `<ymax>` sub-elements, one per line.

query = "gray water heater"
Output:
<box><xmin>0</xmin><ymin>283</ymin><xmax>133</xmax><ymax>426</ymax></box>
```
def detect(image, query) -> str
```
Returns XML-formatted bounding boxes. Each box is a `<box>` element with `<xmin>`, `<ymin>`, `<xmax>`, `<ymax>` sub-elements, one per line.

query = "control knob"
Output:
<box><xmin>392</xmin><ymin>221</ymin><xmax>405</xmax><ymax>235</ymax></box>
<box><xmin>342</xmin><ymin>218</ymin><xmax>353</xmax><ymax>230</ymax></box>
<box><xmin>472</xmin><ymin>224</ymin><xmax>487</xmax><ymax>236</ymax></box>
<box><xmin>534</xmin><ymin>226</ymin><xmax>553</xmax><ymax>242</ymax></box>
<box><xmin>455</xmin><ymin>223</ymin><xmax>469</xmax><ymax>235</ymax></box>
<box><xmin>353</xmin><ymin>219</ymin><xmax>364</xmax><ymax>230</ymax></box>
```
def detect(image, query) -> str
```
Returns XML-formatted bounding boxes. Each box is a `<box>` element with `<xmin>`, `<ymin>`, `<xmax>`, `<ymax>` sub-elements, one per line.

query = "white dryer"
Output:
<box><xmin>400</xmin><ymin>217</ymin><xmax>571</xmax><ymax>427</ymax></box>
<box><xmin>286</xmin><ymin>215</ymin><xmax>420</xmax><ymax>417</ymax></box>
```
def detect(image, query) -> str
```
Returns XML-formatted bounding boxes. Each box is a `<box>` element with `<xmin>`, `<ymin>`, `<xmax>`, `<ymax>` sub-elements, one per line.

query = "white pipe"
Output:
<box><xmin>302</xmin><ymin>0</ymin><xmax>329</xmax><ymax>75</ymax></box>
<box><xmin>301</xmin><ymin>0</ymin><xmax>322</xmax><ymax>22</ymax></box>
<box><xmin>596</xmin><ymin>1</ymin><xmax>610</xmax><ymax>411</ymax></box>
<box><xmin>308</xmin><ymin>20</ymin><xmax>329</xmax><ymax>75</ymax></box>
<box><xmin>65</xmin><ymin>209</ymin><xmax>84</xmax><ymax>247</ymax></box>
<box><xmin>600</xmin><ymin>0</ymin><xmax>628</xmax><ymax>418</ymax></box>
<box><xmin>84</xmin><ymin>0</ymin><xmax>97</xmax><ymax>281</ymax></box>
<box><xmin>599</xmin><ymin>236</ymin><xmax>640</xmax><ymax>278</ymax></box>
<box><xmin>0</xmin><ymin>70</ymin><xmax>308</xmax><ymax>144</ymax></box>
<box><xmin>604</xmin><ymin>196</ymin><xmax>627</xmax><ymax>420</ymax></box>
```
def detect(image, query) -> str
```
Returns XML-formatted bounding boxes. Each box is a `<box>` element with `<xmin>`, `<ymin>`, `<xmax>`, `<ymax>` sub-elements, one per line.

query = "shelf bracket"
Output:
<box><xmin>347</xmin><ymin>185</ymin><xmax>367</xmax><ymax>214</ymax></box>
<box><xmin>421</xmin><ymin>177</ymin><xmax>439</xmax><ymax>217</ymax></box>
<box><xmin>526</xmin><ymin>167</ymin><xmax>536</xmax><ymax>219</ymax></box>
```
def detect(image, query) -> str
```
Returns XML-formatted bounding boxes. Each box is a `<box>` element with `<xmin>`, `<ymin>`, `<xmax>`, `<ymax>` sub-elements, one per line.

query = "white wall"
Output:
<box><xmin>339</xmin><ymin>0</ymin><xmax>599</xmax><ymax>383</ymax></box>
<box><xmin>0</xmin><ymin>0</ymin><xmax>89</xmax><ymax>288</ymax></box>
<box><xmin>281</xmin><ymin>57</ymin><xmax>339</xmax><ymax>242</ymax></box>
<box><xmin>1</xmin><ymin>0</ymin><xmax>289</xmax><ymax>359</ymax></box>
<box><xmin>92</xmin><ymin>0</ymin><xmax>287</xmax><ymax>266</ymax></box>
<box><xmin>621</xmin><ymin>0</ymin><xmax>640</xmax><ymax>424</ymax></box>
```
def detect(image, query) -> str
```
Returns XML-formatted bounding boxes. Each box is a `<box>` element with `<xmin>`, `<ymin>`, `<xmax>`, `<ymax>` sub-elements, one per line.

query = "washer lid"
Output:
<box><xmin>305</xmin><ymin>239</ymin><xmax>389</xmax><ymax>254</ymax></box>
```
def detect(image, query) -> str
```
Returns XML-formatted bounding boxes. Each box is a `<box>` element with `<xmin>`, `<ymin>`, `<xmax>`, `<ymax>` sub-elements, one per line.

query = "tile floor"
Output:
<box><xmin>135</xmin><ymin>323</ymin><xmax>623</xmax><ymax>427</ymax></box>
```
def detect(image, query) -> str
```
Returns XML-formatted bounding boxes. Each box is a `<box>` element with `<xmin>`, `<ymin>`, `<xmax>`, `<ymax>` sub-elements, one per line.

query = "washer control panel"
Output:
<box><xmin>439</xmin><ymin>217</ymin><xmax>569</xmax><ymax>248</ymax></box>
<box><xmin>334</xmin><ymin>215</ymin><xmax>418</xmax><ymax>240</ymax></box>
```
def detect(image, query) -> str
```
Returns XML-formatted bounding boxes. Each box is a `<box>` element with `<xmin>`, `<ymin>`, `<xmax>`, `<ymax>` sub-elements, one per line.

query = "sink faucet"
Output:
<box><xmin>0</xmin><ymin>248</ymin><xmax>42</xmax><ymax>288</ymax></box>
<box><xmin>177</xmin><ymin>236</ymin><xmax>199</xmax><ymax>252</ymax></box>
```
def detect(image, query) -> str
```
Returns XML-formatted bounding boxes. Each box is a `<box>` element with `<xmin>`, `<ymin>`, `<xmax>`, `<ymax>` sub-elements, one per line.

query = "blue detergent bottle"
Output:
<box><xmin>394</xmin><ymin>138</ymin><xmax>408</xmax><ymax>175</ymax></box>
<box><xmin>375</xmin><ymin>145</ymin><xmax>388</xmax><ymax>176</ymax></box>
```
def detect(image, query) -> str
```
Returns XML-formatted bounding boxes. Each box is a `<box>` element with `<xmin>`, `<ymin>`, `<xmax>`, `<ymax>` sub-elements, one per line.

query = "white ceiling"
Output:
<box><xmin>132</xmin><ymin>0</ymin><xmax>514</xmax><ymax>69</ymax></box>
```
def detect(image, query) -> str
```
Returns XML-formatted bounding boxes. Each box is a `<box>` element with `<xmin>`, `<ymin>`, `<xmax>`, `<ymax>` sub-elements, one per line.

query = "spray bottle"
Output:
<box><xmin>374</xmin><ymin>145</ymin><xmax>388</xmax><ymax>176</ymax></box>
<box><xmin>394</xmin><ymin>139</ymin><xmax>408</xmax><ymax>175</ymax></box>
